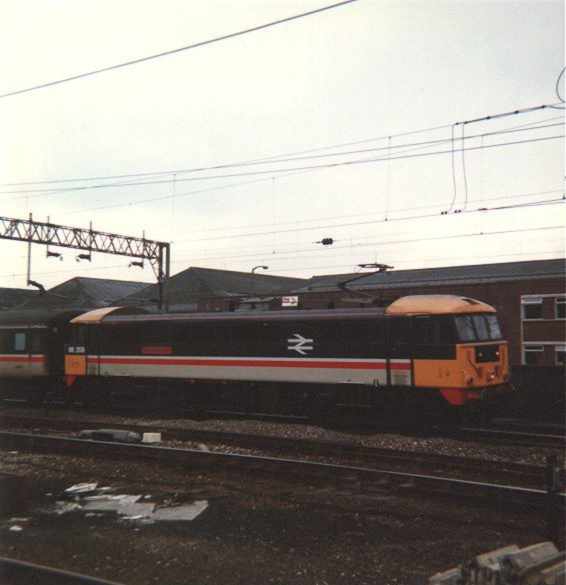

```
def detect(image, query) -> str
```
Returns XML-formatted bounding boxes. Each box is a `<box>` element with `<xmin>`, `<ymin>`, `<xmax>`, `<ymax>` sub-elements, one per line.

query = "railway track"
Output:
<box><xmin>3</xmin><ymin>397</ymin><xmax>565</xmax><ymax>448</ymax></box>
<box><xmin>0</xmin><ymin>430</ymin><xmax>562</xmax><ymax>510</ymax></box>
<box><xmin>0</xmin><ymin>413</ymin><xmax>555</xmax><ymax>486</ymax></box>
<box><xmin>456</xmin><ymin>425</ymin><xmax>566</xmax><ymax>449</ymax></box>
<box><xmin>0</xmin><ymin>556</ymin><xmax>126</xmax><ymax>585</ymax></box>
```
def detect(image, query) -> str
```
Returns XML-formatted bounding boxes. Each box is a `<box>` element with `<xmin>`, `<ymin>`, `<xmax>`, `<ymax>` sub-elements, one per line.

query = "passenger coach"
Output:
<box><xmin>64</xmin><ymin>295</ymin><xmax>510</xmax><ymax>416</ymax></box>
<box><xmin>0</xmin><ymin>308</ymin><xmax>82</xmax><ymax>402</ymax></box>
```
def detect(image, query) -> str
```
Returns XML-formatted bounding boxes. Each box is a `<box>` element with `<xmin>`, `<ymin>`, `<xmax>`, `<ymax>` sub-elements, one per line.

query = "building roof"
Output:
<box><xmin>294</xmin><ymin>258</ymin><xmax>566</xmax><ymax>293</ymax></box>
<box><xmin>14</xmin><ymin>277</ymin><xmax>149</xmax><ymax>310</ymax></box>
<box><xmin>0</xmin><ymin>287</ymin><xmax>38</xmax><ymax>310</ymax></box>
<box><xmin>118</xmin><ymin>266</ymin><xmax>309</xmax><ymax>309</ymax></box>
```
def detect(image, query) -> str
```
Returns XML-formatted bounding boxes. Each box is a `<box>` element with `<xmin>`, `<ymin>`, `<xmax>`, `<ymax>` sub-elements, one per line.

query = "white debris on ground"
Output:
<box><xmin>52</xmin><ymin>483</ymin><xmax>208</xmax><ymax>524</ymax></box>
<box><xmin>64</xmin><ymin>482</ymin><xmax>98</xmax><ymax>495</ymax></box>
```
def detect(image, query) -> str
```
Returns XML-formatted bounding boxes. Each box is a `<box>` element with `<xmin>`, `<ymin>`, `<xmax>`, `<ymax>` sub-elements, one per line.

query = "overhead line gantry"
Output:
<box><xmin>0</xmin><ymin>215</ymin><xmax>170</xmax><ymax>309</ymax></box>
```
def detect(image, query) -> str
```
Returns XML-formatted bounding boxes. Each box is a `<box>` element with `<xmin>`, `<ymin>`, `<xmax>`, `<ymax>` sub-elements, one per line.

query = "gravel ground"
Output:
<box><xmin>6</xmin><ymin>406</ymin><xmax>562</xmax><ymax>467</ymax></box>
<box><xmin>0</xmin><ymin>446</ymin><xmax>553</xmax><ymax>585</ymax></box>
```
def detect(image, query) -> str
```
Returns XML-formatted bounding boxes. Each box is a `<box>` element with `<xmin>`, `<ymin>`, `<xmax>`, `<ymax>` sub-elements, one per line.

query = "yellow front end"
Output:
<box><xmin>413</xmin><ymin>341</ymin><xmax>509</xmax><ymax>406</ymax></box>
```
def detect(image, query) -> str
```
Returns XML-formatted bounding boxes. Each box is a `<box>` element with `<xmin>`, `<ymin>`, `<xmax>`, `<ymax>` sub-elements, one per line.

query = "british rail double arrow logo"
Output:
<box><xmin>287</xmin><ymin>333</ymin><xmax>314</xmax><ymax>355</ymax></box>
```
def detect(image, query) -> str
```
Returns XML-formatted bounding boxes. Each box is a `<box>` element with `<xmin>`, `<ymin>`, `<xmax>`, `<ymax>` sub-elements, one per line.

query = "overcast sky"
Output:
<box><xmin>0</xmin><ymin>0</ymin><xmax>564</xmax><ymax>290</ymax></box>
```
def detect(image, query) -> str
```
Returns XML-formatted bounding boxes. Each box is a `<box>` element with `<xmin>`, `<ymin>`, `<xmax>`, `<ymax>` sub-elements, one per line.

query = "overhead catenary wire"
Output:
<box><xmin>449</xmin><ymin>123</ymin><xmax>458</xmax><ymax>211</ymax></box>
<box><xmin>171</xmin><ymin>242</ymin><xmax>565</xmax><ymax>270</ymax></box>
<box><xmin>555</xmin><ymin>66</ymin><xmax>565</xmax><ymax>104</ymax></box>
<box><xmin>189</xmin><ymin>224</ymin><xmax>564</xmax><ymax>261</ymax></box>
<box><xmin>0</xmin><ymin>123</ymin><xmax>457</xmax><ymax>189</ymax></box>
<box><xmin>0</xmin><ymin>0</ymin><xmax>359</xmax><ymax>100</ymax></box>
<box><xmin>59</xmin><ymin>125</ymin><xmax>564</xmax><ymax>215</ymax></box>
<box><xmin>10</xmin><ymin>188</ymin><xmax>564</xmax><ymax>262</ymax></box>
<box><xmin>173</xmin><ymin>196</ymin><xmax>565</xmax><ymax>244</ymax></box>
<box><xmin>2</xmin><ymin>121</ymin><xmax>561</xmax><ymax>196</ymax></box>
<box><xmin>1</xmin><ymin>132</ymin><xmax>562</xmax><ymax>199</ymax></box>
<box><xmin>461</xmin><ymin>123</ymin><xmax>469</xmax><ymax>209</ymax></box>
<box><xmin>1</xmin><ymin>111</ymin><xmax>562</xmax><ymax>189</ymax></box>
<box><xmin>65</xmin><ymin>134</ymin><xmax>476</xmax><ymax>214</ymax></box>
<box><xmin>242</xmin><ymin>248</ymin><xmax>566</xmax><ymax>275</ymax></box>
<box><xmin>57</xmin><ymin>187</ymin><xmax>551</xmax><ymax>264</ymax></box>
<box><xmin>455</xmin><ymin>103</ymin><xmax>563</xmax><ymax>125</ymax></box>
<box><xmin>177</xmin><ymin>187</ymin><xmax>563</xmax><ymax>236</ymax></box>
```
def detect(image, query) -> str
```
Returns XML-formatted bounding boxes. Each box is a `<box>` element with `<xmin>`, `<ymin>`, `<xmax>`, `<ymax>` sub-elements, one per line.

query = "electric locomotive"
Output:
<box><xmin>63</xmin><ymin>295</ymin><xmax>510</xmax><ymax>417</ymax></box>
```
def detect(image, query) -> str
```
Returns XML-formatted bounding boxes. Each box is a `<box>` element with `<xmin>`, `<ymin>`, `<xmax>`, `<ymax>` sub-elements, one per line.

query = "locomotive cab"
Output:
<box><xmin>386</xmin><ymin>296</ymin><xmax>510</xmax><ymax>407</ymax></box>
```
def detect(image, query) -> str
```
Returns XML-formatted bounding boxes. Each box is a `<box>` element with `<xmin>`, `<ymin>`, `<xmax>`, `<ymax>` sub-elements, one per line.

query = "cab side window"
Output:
<box><xmin>13</xmin><ymin>332</ymin><xmax>26</xmax><ymax>352</ymax></box>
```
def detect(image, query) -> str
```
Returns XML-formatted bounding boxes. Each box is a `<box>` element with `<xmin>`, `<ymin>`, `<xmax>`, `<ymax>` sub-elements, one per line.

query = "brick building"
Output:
<box><xmin>292</xmin><ymin>258</ymin><xmax>566</xmax><ymax>367</ymax></box>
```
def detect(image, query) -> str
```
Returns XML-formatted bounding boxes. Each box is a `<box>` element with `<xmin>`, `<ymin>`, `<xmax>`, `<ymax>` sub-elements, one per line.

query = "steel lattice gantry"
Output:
<box><xmin>0</xmin><ymin>215</ymin><xmax>171</xmax><ymax>308</ymax></box>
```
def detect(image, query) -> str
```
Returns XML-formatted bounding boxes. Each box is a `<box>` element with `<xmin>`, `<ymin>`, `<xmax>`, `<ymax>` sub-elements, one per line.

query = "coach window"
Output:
<box><xmin>523</xmin><ymin>345</ymin><xmax>543</xmax><ymax>365</ymax></box>
<box><xmin>454</xmin><ymin>316</ymin><xmax>476</xmax><ymax>342</ymax></box>
<box><xmin>556</xmin><ymin>298</ymin><xmax>566</xmax><ymax>320</ymax></box>
<box><xmin>522</xmin><ymin>297</ymin><xmax>543</xmax><ymax>320</ymax></box>
<box><xmin>472</xmin><ymin>315</ymin><xmax>490</xmax><ymax>341</ymax></box>
<box><xmin>555</xmin><ymin>346</ymin><xmax>566</xmax><ymax>366</ymax></box>
<box><xmin>13</xmin><ymin>332</ymin><xmax>26</xmax><ymax>352</ymax></box>
<box><xmin>485</xmin><ymin>315</ymin><xmax>502</xmax><ymax>340</ymax></box>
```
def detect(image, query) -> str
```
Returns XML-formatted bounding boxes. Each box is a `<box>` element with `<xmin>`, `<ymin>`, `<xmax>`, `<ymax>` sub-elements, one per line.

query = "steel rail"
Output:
<box><xmin>457</xmin><ymin>426</ymin><xmax>566</xmax><ymax>448</ymax></box>
<box><xmin>0</xmin><ymin>556</ymin><xmax>126</xmax><ymax>585</ymax></box>
<box><xmin>0</xmin><ymin>413</ymin><xmax>548</xmax><ymax>484</ymax></box>
<box><xmin>0</xmin><ymin>431</ymin><xmax>562</xmax><ymax>509</ymax></box>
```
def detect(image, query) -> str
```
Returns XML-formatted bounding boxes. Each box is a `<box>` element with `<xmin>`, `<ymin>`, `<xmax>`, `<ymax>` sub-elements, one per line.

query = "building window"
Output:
<box><xmin>521</xmin><ymin>297</ymin><xmax>543</xmax><ymax>320</ymax></box>
<box><xmin>523</xmin><ymin>344</ymin><xmax>544</xmax><ymax>365</ymax></box>
<box><xmin>556</xmin><ymin>346</ymin><xmax>566</xmax><ymax>366</ymax></box>
<box><xmin>556</xmin><ymin>298</ymin><xmax>566</xmax><ymax>320</ymax></box>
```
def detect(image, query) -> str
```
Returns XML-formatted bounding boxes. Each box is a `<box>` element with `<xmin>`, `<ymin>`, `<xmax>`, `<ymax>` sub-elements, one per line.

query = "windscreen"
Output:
<box><xmin>454</xmin><ymin>314</ymin><xmax>502</xmax><ymax>342</ymax></box>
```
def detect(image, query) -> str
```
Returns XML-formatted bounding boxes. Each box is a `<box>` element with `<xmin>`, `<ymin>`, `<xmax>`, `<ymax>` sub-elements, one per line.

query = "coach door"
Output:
<box><xmin>0</xmin><ymin>329</ymin><xmax>30</xmax><ymax>378</ymax></box>
<box><xmin>86</xmin><ymin>326</ymin><xmax>102</xmax><ymax>377</ymax></box>
<box><xmin>387</xmin><ymin>317</ymin><xmax>413</xmax><ymax>387</ymax></box>
<box><xmin>65</xmin><ymin>325</ymin><xmax>89</xmax><ymax>377</ymax></box>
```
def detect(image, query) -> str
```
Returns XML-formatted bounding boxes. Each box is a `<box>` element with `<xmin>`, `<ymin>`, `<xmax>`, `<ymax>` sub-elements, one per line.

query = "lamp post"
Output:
<box><xmin>251</xmin><ymin>265</ymin><xmax>269</xmax><ymax>274</ymax></box>
<box><xmin>250</xmin><ymin>265</ymin><xmax>269</xmax><ymax>297</ymax></box>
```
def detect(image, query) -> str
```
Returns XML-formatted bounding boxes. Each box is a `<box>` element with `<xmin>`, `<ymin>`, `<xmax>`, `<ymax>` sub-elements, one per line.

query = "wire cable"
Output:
<box><xmin>449</xmin><ymin>123</ymin><xmax>457</xmax><ymax>211</ymax></box>
<box><xmin>0</xmin><ymin>0</ymin><xmax>359</xmax><ymax>100</ymax></box>
<box><xmin>175</xmin><ymin>196</ymin><xmax>565</xmax><ymax>244</ymax></box>
<box><xmin>1</xmin><ymin>117</ymin><xmax>561</xmax><ymax>189</ymax></box>
<box><xmin>461</xmin><ymin>123</ymin><xmax>469</xmax><ymax>209</ymax></box>
<box><xmin>174</xmin><ymin>187</ymin><xmax>563</xmax><ymax>236</ymax></box>
<box><xmin>2</xmin><ymin>132</ymin><xmax>562</xmax><ymax>199</ymax></box>
<box><xmin>555</xmin><ymin>66</ymin><xmax>565</xmax><ymax>103</ymax></box>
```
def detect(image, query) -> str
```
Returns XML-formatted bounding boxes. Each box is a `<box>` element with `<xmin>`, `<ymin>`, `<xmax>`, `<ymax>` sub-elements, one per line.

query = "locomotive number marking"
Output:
<box><xmin>287</xmin><ymin>333</ymin><xmax>314</xmax><ymax>355</ymax></box>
